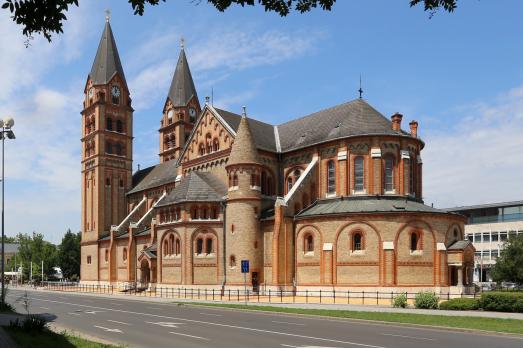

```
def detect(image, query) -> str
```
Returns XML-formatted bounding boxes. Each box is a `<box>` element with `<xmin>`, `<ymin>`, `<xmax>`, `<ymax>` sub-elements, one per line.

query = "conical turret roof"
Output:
<box><xmin>167</xmin><ymin>48</ymin><xmax>198</xmax><ymax>107</ymax></box>
<box><xmin>228</xmin><ymin>112</ymin><xmax>260</xmax><ymax>165</ymax></box>
<box><xmin>89</xmin><ymin>20</ymin><xmax>127</xmax><ymax>87</ymax></box>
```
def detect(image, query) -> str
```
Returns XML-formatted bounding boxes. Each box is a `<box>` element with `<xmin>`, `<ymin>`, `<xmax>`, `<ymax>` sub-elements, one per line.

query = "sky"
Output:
<box><xmin>1</xmin><ymin>0</ymin><xmax>522</xmax><ymax>244</ymax></box>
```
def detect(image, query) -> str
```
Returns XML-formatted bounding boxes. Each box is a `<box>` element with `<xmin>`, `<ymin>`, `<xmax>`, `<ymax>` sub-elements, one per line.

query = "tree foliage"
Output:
<box><xmin>491</xmin><ymin>235</ymin><xmax>523</xmax><ymax>285</ymax></box>
<box><xmin>57</xmin><ymin>229</ymin><xmax>81</xmax><ymax>280</ymax></box>
<box><xmin>1</xmin><ymin>0</ymin><xmax>459</xmax><ymax>43</ymax></box>
<box><xmin>16</xmin><ymin>232</ymin><xmax>58</xmax><ymax>280</ymax></box>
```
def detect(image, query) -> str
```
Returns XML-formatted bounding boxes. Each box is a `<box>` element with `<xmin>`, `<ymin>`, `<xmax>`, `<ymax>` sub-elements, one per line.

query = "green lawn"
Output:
<box><xmin>178</xmin><ymin>302</ymin><xmax>523</xmax><ymax>335</ymax></box>
<box><xmin>5</xmin><ymin>327</ymin><xmax>124</xmax><ymax>348</ymax></box>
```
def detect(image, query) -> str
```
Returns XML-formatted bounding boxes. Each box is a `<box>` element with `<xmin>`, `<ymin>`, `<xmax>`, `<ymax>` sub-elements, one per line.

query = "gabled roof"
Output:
<box><xmin>128</xmin><ymin>160</ymin><xmax>178</xmax><ymax>195</ymax></box>
<box><xmin>297</xmin><ymin>196</ymin><xmax>452</xmax><ymax>218</ymax></box>
<box><xmin>157</xmin><ymin>172</ymin><xmax>226</xmax><ymax>207</ymax></box>
<box><xmin>167</xmin><ymin>48</ymin><xmax>198</xmax><ymax>107</ymax></box>
<box><xmin>448</xmin><ymin>240</ymin><xmax>474</xmax><ymax>251</ymax></box>
<box><xmin>277</xmin><ymin>99</ymin><xmax>411</xmax><ymax>152</ymax></box>
<box><xmin>89</xmin><ymin>20</ymin><xmax>127</xmax><ymax>87</ymax></box>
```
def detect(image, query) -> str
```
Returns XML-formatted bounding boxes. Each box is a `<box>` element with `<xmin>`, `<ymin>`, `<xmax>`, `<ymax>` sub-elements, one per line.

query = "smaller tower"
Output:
<box><xmin>159</xmin><ymin>39</ymin><xmax>200</xmax><ymax>163</ymax></box>
<box><xmin>225</xmin><ymin>108</ymin><xmax>263</xmax><ymax>286</ymax></box>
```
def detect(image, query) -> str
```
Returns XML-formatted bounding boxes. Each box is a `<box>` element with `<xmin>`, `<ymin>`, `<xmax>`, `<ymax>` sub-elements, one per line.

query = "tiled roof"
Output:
<box><xmin>297</xmin><ymin>196</ymin><xmax>451</xmax><ymax>218</ymax></box>
<box><xmin>448</xmin><ymin>240</ymin><xmax>474</xmax><ymax>250</ymax></box>
<box><xmin>128</xmin><ymin>160</ymin><xmax>178</xmax><ymax>195</ymax></box>
<box><xmin>4</xmin><ymin>243</ymin><xmax>19</xmax><ymax>253</ymax></box>
<box><xmin>89</xmin><ymin>21</ymin><xmax>127</xmax><ymax>87</ymax></box>
<box><xmin>134</xmin><ymin>228</ymin><xmax>151</xmax><ymax>237</ymax></box>
<box><xmin>157</xmin><ymin>172</ymin><xmax>226</xmax><ymax>207</ymax></box>
<box><xmin>277</xmin><ymin>99</ymin><xmax>410</xmax><ymax>152</ymax></box>
<box><xmin>167</xmin><ymin>49</ymin><xmax>198</xmax><ymax>107</ymax></box>
<box><xmin>227</xmin><ymin>114</ymin><xmax>260</xmax><ymax>165</ymax></box>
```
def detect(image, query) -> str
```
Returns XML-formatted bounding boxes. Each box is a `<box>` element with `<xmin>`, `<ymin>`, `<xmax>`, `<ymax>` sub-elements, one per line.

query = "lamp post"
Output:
<box><xmin>0</xmin><ymin>117</ymin><xmax>15</xmax><ymax>306</ymax></box>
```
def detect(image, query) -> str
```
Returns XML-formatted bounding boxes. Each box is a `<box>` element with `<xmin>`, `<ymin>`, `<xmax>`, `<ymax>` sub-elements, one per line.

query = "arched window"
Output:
<box><xmin>106</xmin><ymin>177</ymin><xmax>111</xmax><ymax>186</ymax></box>
<box><xmin>115</xmin><ymin>143</ymin><xmax>122</xmax><ymax>156</ymax></box>
<box><xmin>169</xmin><ymin>234</ymin><xmax>175</xmax><ymax>255</ymax></box>
<box><xmin>327</xmin><ymin>160</ymin><xmax>335</xmax><ymax>194</ymax></box>
<box><xmin>232</xmin><ymin>174</ymin><xmax>238</xmax><ymax>187</ymax></box>
<box><xmin>176</xmin><ymin>207</ymin><xmax>181</xmax><ymax>220</ymax></box>
<box><xmin>384</xmin><ymin>156</ymin><xmax>394</xmax><ymax>192</ymax></box>
<box><xmin>229</xmin><ymin>255</ymin><xmax>236</xmax><ymax>268</ymax></box>
<box><xmin>267</xmin><ymin>177</ymin><xmax>273</xmax><ymax>196</ymax></box>
<box><xmin>116</xmin><ymin>119</ymin><xmax>123</xmax><ymax>133</ymax></box>
<box><xmin>196</xmin><ymin>238</ymin><xmax>204</xmax><ymax>254</ymax></box>
<box><xmin>201</xmin><ymin>207</ymin><xmax>208</xmax><ymax>220</ymax></box>
<box><xmin>123</xmin><ymin>248</ymin><xmax>127</xmax><ymax>261</ymax></box>
<box><xmin>261</xmin><ymin>171</ymin><xmax>267</xmax><ymax>194</ymax></box>
<box><xmin>105</xmin><ymin>249</ymin><xmax>109</xmax><ymax>262</ymax></box>
<box><xmin>352</xmin><ymin>232</ymin><xmax>362</xmax><ymax>251</ymax></box>
<box><xmin>410</xmin><ymin>232</ymin><xmax>420</xmax><ymax>251</ymax></box>
<box><xmin>191</xmin><ymin>207</ymin><xmax>198</xmax><ymax>220</ymax></box>
<box><xmin>354</xmin><ymin>156</ymin><xmax>365</xmax><ymax>192</ymax></box>
<box><xmin>212</xmin><ymin>138</ymin><xmax>219</xmax><ymax>152</ymax></box>
<box><xmin>119</xmin><ymin>179</ymin><xmax>124</xmax><ymax>188</ymax></box>
<box><xmin>163</xmin><ymin>240</ymin><xmax>169</xmax><ymax>256</ymax></box>
<box><xmin>106</xmin><ymin>117</ymin><xmax>113</xmax><ymax>131</ymax></box>
<box><xmin>106</xmin><ymin>141</ymin><xmax>113</xmax><ymax>154</ymax></box>
<box><xmin>286</xmin><ymin>168</ymin><xmax>302</xmax><ymax>193</ymax></box>
<box><xmin>210</xmin><ymin>207</ymin><xmax>218</xmax><ymax>219</ymax></box>
<box><xmin>87</xmin><ymin>256</ymin><xmax>92</xmax><ymax>264</ymax></box>
<box><xmin>305</xmin><ymin>234</ymin><xmax>314</xmax><ymax>252</ymax></box>
<box><xmin>409</xmin><ymin>157</ymin><xmax>416</xmax><ymax>195</ymax></box>
<box><xmin>206</xmin><ymin>238</ymin><xmax>213</xmax><ymax>254</ymax></box>
<box><xmin>175</xmin><ymin>239</ymin><xmax>181</xmax><ymax>255</ymax></box>
<box><xmin>287</xmin><ymin>177</ymin><xmax>293</xmax><ymax>193</ymax></box>
<box><xmin>199</xmin><ymin>143</ymin><xmax>205</xmax><ymax>156</ymax></box>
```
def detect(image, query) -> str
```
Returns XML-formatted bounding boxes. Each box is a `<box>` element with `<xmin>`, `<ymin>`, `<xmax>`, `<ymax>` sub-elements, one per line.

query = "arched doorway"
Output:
<box><xmin>140</xmin><ymin>259</ymin><xmax>150</xmax><ymax>287</ymax></box>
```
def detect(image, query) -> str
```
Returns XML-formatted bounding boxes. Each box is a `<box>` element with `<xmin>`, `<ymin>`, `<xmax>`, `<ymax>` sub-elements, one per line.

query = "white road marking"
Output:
<box><xmin>148</xmin><ymin>307</ymin><xmax>162</xmax><ymax>310</ymax></box>
<box><xmin>69</xmin><ymin>312</ymin><xmax>81</xmax><ymax>316</ymax></box>
<box><xmin>112</xmin><ymin>303</ymin><xmax>123</xmax><ymax>306</ymax></box>
<box><xmin>107</xmin><ymin>320</ymin><xmax>131</xmax><ymax>326</ymax></box>
<box><xmin>29</xmin><ymin>297</ymin><xmax>386</xmax><ymax>348</ymax></box>
<box><xmin>39</xmin><ymin>306</ymin><xmax>50</xmax><ymax>310</ymax></box>
<box><xmin>146</xmin><ymin>321</ymin><xmax>184</xmax><ymax>328</ymax></box>
<box><xmin>380</xmin><ymin>333</ymin><xmax>434</xmax><ymax>341</ymax></box>
<box><xmin>169</xmin><ymin>331</ymin><xmax>209</xmax><ymax>341</ymax></box>
<box><xmin>200</xmin><ymin>313</ymin><xmax>222</xmax><ymax>317</ymax></box>
<box><xmin>85</xmin><ymin>310</ymin><xmax>104</xmax><ymax>314</ymax></box>
<box><xmin>281</xmin><ymin>345</ymin><xmax>340</xmax><ymax>348</ymax></box>
<box><xmin>272</xmin><ymin>320</ymin><xmax>305</xmax><ymax>326</ymax></box>
<box><xmin>94</xmin><ymin>325</ymin><xmax>123</xmax><ymax>333</ymax></box>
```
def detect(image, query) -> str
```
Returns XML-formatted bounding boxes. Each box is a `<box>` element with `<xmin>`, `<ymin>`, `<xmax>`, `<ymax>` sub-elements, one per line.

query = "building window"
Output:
<box><xmin>164</xmin><ymin>240</ymin><xmax>169</xmax><ymax>256</ymax></box>
<box><xmin>106</xmin><ymin>117</ymin><xmax>113</xmax><ymax>131</ymax></box>
<box><xmin>119</xmin><ymin>179</ymin><xmax>124</xmax><ymax>188</ymax></box>
<box><xmin>212</xmin><ymin>138</ymin><xmax>219</xmax><ymax>152</ymax></box>
<box><xmin>229</xmin><ymin>255</ymin><xmax>236</xmax><ymax>268</ymax></box>
<box><xmin>123</xmin><ymin>248</ymin><xmax>127</xmax><ymax>261</ymax></box>
<box><xmin>232</xmin><ymin>174</ymin><xmax>238</xmax><ymax>187</ymax></box>
<box><xmin>87</xmin><ymin>256</ymin><xmax>92</xmax><ymax>264</ymax></box>
<box><xmin>210</xmin><ymin>207</ymin><xmax>218</xmax><ymax>220</ymax></box>
<box><xmin>206</xmin><ymin>238</ymin><xmax>213</xmax><ymax>254</ymax></box>
<box><xmin>199</xmin><ymin>143</ymin><xmax>205</xmax><ymax>156</ymax></box>
<box><xmin>116</xmin><ymin>119</ymin><xmax>123</xmax><ymax>133</ymax></box>
<box><xmin>106</xmin><ymin>177</ymin><xmax>111</xmax><ymax>186</ymax></box>
<box><xmin>327</xmin><ymin>160</ymin><xmax>335</xmax><ymax>194</ymax></box>
<box><xmin>105</xmin><ymin>249</ymin><xmax>109</xmax><ymax>262</ymax></box>
<box><xmin>286</xmin><ymin>168</ymin><xmax>303</xmax><ymax>193</ymax></box>
<box><xmin>196</xmin><ymin>238</ymin><xmax>204</xmax><ymax>254</ymax></box>
<box><xmin>305</xmin><ymin>234</ymin><xmax>314</xmax><ymax>252</ymax></box>
<box><xmin>106</xmin><ymin>141</ymin><xmax>113</xmax><ymax>154</ymax></box>
<box><xmin>175</xmin><ymin>239</ymin><xmax>181</xmax><ymax>255</ymax></box>
<box><xmin>352</xmin><ymin>232</ymin><xmax>362</xmax><ymax>251</ymax></box>
<box><xmin>410</xmin><ymin>231</ymin><xmax>421</xmax><ymax>251</ymax></box>
<box><xmin>409</xmin><ymin>158</ymin><xmax>416</xmax><ymax>195</ymax></box>
<box><xmin>354</xmin><ymin>156</ymin><xmax>364</xmax><ymax>192</ymax></box>
<box><xmin>287</xmin><ymin>177</ymin><xmax>293</xmax><ymax>193</ymax></box>
<box><xmin>115</xmin><ymin>143</ymin><xmax>123</xmax><ymax>156</ymax></box>
<box><xmin>384</xmin><ymin>156</ymin><xmax>394</xmax><ymax>192</ymax></box>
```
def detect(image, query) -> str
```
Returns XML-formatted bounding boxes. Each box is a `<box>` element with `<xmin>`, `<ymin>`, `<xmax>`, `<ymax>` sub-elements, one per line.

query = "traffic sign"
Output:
<box><xmin>241</xmin><ymin>260</ymin><xmax>249</xmax><ymax>274</ymax></box>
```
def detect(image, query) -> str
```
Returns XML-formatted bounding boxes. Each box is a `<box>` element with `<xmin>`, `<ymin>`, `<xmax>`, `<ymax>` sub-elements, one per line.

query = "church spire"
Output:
<box><xmin>228</xmin><ymin>106</ymin><xmax>260</xmax><ymax>166</ymax></box>
<box><xmin>167</xmin><ymin>41</ymin><xmax>198</xmax><ymax>107</ymax></box>
<box><xmin>89</xmin><ymin>17</ymin><xmax>127</xmax><ymax>87</ymax></box>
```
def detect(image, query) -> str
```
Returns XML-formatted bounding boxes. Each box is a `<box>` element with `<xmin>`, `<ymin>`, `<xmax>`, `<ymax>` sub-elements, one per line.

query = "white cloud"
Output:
<box><xmin>423</xmin><ymin>86</ymin><xmax>523</xmax><ymax>208</ymax></box>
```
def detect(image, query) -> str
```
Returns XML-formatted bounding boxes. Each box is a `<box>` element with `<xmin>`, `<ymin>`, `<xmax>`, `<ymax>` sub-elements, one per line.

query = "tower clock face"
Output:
<box><xmin>88</xmin><ymin>88</ymin><xmax>94</xmax><ymax>98</ymax></box>
<box><xmin>111</xmin><ymin>86</ymin><xmax>121</xmax><ymax>97</ymax></box>
<box><xmin>189</xmin><ymin>108</ymin><xmax>196</xmax><ymax>117</ymax></box>
<box><xmin>167</xmin><ymin>109</ymin><xmax>174</xmax><ymax>119</ymax></box>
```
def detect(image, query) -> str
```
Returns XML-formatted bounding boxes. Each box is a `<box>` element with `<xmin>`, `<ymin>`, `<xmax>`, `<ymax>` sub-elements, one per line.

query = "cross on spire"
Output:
<box><xmin>180</xmin><ymin>36</ymin><xmax>185</xmax><ymax>50</ymax></box>
<box><xmin>105</xmin><ymin>8</ymin><xmax>111</xmax><ymax>22</ymax></box>
<box><xmin>358</xmin><ymin>74</ymin><xmax>363</xmax><ymax>99</ymax></box>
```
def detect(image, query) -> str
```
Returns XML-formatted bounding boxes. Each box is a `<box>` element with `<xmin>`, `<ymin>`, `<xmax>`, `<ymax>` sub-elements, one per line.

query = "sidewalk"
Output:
<box><xmin>11</xmin><ymin>286</ymin><xmax>523</xmax><ymax>321</ymax></box>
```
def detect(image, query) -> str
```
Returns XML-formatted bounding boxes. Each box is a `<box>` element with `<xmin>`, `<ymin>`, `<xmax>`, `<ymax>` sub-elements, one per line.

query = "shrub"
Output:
<box><xmin>480</xmin><ymin>292</ymin><xmax>523</xmax><ymax>313</ymax></box>
<box><xmin>439</xmin><ymin>298</ymin><xmax>479</xmax><ymax>311</ymax></box>
<box><xmin>414</xmin><ymin>292</ymin><xmax>439</xmax><ymax>309</ymax></box>
<box><xmin>392</xmin><ymin>293</ymin><xmax>408</xmax><ymax>308</ymax></box>
<box><xmin>9</xmin><ymin>315</ymin><xmax>47</xmax><ymax>332</ymax></box>
<box><xmin>0</xmin><ymin>301</ymin><xmax>14</xmax><ymax>312</ymax></box>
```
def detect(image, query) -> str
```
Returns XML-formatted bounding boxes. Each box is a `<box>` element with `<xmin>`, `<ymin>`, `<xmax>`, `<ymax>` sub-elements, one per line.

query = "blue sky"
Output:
<box><xmin>1</xmin><ymin>0</ymin><xmax>523</xmax><ymax>243</ymax></box>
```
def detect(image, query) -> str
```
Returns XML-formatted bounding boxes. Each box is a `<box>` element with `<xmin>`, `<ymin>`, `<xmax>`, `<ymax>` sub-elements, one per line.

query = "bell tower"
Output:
<box><xmin>159</xmin><ymin>39</ymin><xmax>200</xmax><ymax>163</ymax></box>
<box><xmin>81</xmin><ymin>16</ymin><xmax>133</xmax><ymax>280</ymax></box>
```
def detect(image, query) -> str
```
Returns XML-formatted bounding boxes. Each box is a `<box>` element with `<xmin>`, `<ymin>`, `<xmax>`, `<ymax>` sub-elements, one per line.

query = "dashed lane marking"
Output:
<box><xmin>94</xmin><ymin>325</ymin><xmax>123</xmax><ymax>333</ymax></box>
<box><xmin>107</xmin><ymin>320</ymin><xmax>131</xmax><ymax>326</ymax></box>
<box><xmin>200</xmin><ymin>313</ymin><xmax>222</xmax><ymax>317</ymax></box>
<box><xmin>272</xmin><ymin>320</ymin><xmax>306</xmax><ymax>326</ymax></box>
<box><xmin>169</xmin><ymin>331</ymin><xmax>210</xmax><ymax>341</ymax></box>
<box><xmin>380</xmin><ymin>333</ymin><xmax>434</xmax><ymax>341</ymax></box>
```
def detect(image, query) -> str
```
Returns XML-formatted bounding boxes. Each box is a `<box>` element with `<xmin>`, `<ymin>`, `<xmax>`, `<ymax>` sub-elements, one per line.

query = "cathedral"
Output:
<box><xmin>80</xmin><ymin>18</ymin><xmax>475</xmax><ymax>292</ymax></box>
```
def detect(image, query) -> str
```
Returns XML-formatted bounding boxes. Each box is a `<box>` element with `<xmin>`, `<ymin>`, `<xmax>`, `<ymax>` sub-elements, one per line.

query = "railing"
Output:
<box><xmin>39</xmin><ymin>282</ymin><xmax>483</xmax><ymax>306</ymax></box>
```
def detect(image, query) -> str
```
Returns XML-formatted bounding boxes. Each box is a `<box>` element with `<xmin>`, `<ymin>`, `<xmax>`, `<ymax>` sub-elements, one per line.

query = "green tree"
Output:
<box><xmin>491</xmin><ymin>235</ymin><xmax>523</xmax><ymax>286</ymax></box>
<box><xmin>16</xmin><ymin>232</ymin><xmax>58</xmax><ymax>281</ymax></box>
<box><xmin>58</xmin><ymin>229</ymin><xmax>81</xmax><ymax>280</ymax></box>
<box><xmin>1</xmin><ymin>0</ymin><xmax>458</xmax><ymax>43</ymax></box>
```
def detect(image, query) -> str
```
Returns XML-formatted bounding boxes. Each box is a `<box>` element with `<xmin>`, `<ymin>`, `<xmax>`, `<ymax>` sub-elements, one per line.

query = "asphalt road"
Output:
<box><xmin>5</xmin><ymin>289</ymin><xmax>522</xmax><ymax>348</ymax></box>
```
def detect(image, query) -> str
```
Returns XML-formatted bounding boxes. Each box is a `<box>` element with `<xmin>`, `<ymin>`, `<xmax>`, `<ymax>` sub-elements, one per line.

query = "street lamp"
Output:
<box><xmin>0</xmin><ymin>117</ymin><xmax>15</xmax><ymax>306</ymax></box>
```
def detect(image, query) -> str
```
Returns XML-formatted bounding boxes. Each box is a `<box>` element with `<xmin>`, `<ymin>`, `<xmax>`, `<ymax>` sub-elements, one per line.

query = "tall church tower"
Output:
<box><xmin>81</xmin><ymin>17</ymin><xmax>132</xmax><ymax>280</ymax></box>
<box><xmin>159</xmin><ymin>40</ymin><xmax>200</xmax><ymax>163</ymax></box>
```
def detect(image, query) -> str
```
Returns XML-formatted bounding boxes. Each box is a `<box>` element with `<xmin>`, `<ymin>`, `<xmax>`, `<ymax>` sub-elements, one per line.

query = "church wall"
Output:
<box><xmin>115</xmin><ymin>239</ymin><xmax>128</xmax><ymax>281</ymax></box>
<box><xmin>80</xmin><ymin>244</ymin><xmax>99</xmax><ymax>281</ymax></box>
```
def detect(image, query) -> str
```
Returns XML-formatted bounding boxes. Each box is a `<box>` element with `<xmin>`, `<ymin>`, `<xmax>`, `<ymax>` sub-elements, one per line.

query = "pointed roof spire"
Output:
<box><xmin>167</xmin><ymin>41</ymin><xmax>198</xmax><ymax>107</ymax></box>
<box><xmin>89</xmin><ymin>16</ymin><xmax>127</xmax><ymax>87</ymax></box>
<box><xmin>228</xmin><ymin>107</ymin><xmax>260</xmax><ymax>166</ymax></box>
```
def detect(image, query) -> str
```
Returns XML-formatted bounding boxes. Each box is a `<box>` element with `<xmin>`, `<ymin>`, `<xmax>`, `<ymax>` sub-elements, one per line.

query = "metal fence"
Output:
<box><xmin>39</xmin><ymin>281</ymin><xmax>484</xmax><ymax>306</ymax></box>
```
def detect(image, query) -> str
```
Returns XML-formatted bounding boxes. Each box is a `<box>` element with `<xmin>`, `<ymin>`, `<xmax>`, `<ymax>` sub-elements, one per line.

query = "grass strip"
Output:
<box><xmin>5</xmin><ymin>327</ymin><xmax>124</xmax><ymax>348</ymax></box>
<box><xmin>177</xmin><ymin>302</ymin><xmax>523</xmax><ymax>335</ymax></box>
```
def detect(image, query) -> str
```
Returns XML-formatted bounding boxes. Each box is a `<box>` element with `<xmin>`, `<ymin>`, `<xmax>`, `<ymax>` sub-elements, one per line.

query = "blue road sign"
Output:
<box><xmin>241</xmin><ymin>260</ymin><xmax>249</xmax><ymax>274</ymax></box>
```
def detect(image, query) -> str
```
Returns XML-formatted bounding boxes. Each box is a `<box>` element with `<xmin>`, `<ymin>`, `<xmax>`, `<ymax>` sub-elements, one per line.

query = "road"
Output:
<box><xmin>5</xmin><ymin>288</ymin><xmax>522</xmax><ymax>348</ymax></box>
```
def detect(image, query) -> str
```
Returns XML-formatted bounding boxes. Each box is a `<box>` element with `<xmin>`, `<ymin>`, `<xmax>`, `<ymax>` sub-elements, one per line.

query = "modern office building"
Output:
<box><xmin>447</xmin><ymin>201</ymin><xmax>523</xmax><ymax>283</ymax></box>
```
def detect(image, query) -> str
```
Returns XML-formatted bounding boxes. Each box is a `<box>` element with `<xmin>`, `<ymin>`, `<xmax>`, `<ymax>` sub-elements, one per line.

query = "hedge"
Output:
<box><xmin>439</xmin><ymin>298</ymin><xmax>479</xmax><ymax>311</ymax></box>
<box><xmin>479</xmin><ymin>292</ymin><xmax>523</xmax><ymax>313</ymax></box>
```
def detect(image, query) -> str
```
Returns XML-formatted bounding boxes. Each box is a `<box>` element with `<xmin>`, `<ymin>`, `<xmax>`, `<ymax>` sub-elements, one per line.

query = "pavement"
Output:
<box><xmin>3</xmin><ymin>288</ymin><xmax>523</xmax><ymax>348</ymax></box>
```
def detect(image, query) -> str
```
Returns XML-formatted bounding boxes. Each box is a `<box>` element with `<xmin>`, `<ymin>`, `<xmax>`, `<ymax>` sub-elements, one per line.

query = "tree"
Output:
<box><xmin>491</xmin><ymin>235</ymin><xmax>523</xmax><ymax>286</ymax></box>
<box><xmin>58</xmin><ymin>229</ymin><xmax>81</xmax><ymax>280</ymax></box>
<box><xmin>2</xmin><ymin>0</ymin><xmax>459</xmax><ymax>43</ymax></box>
<box><xmin>16</xmin><ymin>232</ymin><xmax>58</xmax><ymax>281</ymax></box>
